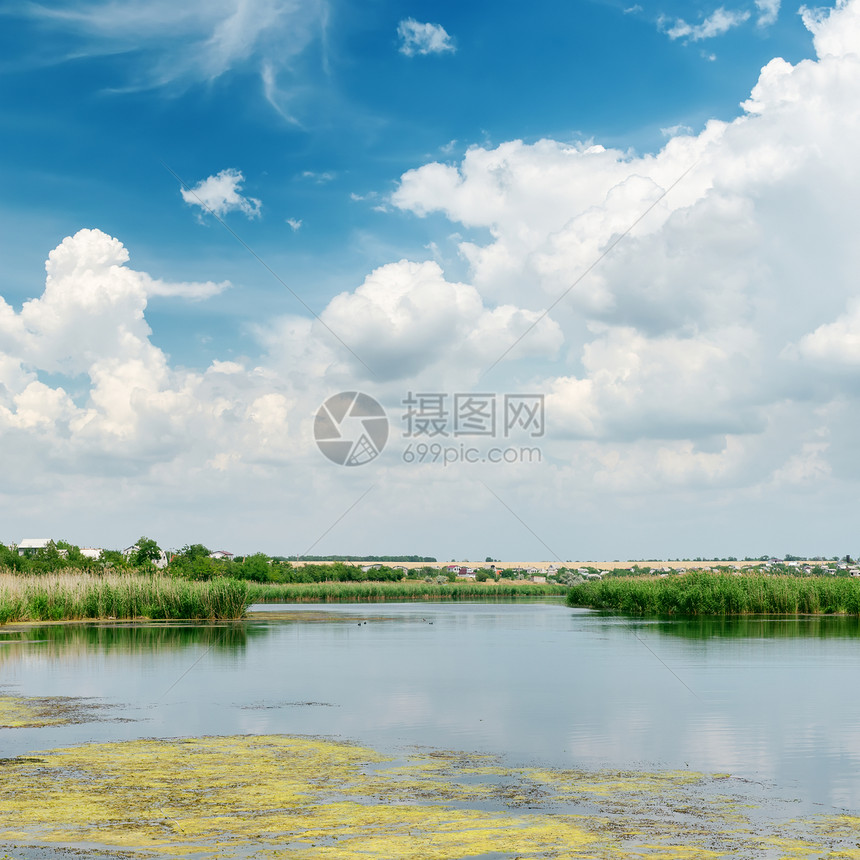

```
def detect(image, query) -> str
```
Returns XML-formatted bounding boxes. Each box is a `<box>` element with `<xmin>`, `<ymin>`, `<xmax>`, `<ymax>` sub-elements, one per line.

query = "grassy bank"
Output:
<box><xmin>248</xmin><ymin>579</ymin><xmax>567</xmax><ymax>603</ymax></box>
<box><xmin>568</xmin><ymin>571</ymin><xmax>860</xmax><ymax>615</ymax></box>
<box><xmin>0</xmin><ymin>573</ymin><xmax>250</xmax><ymax>623</ymax></box>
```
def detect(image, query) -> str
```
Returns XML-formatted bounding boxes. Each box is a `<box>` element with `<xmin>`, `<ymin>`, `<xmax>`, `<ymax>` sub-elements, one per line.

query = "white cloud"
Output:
<box><xmin>8</xmin><ymin>0</ymin><xmax>860</xmax><ymax>555</ymax></box>
<box><xmin>756</xmin><ymin>0</ymin><xmax>781</xmax><ymax>27</ymax></box>
<box><xmin>11</xmin><ymin>0</ymin><xmax>325</xmax><ymax>119</ymax></box>
<box><xmin>663</xmin><ymin>7</ymin><xmax>751</xmax><ymax>41</ymax></box>
<box><xmin>801</xmin><ymin>0</ymin><xmax>860</xmax><ymax>57</ymax></box>
<box><xmin>661</xmin><ymin>123</ymin><xmax>694</xmax><ymax>137</ymax></box>
<box><xmin>260</xmin><ymin>259</ymin><xmax>563</xmax><ymax>384</ymax></box>
<box><xmin>381</xmin><ymin>0</ymin><xmax>860</xmax><ymax>497</ymax></box>
<box><xmin>397</xmin><ymin>19</ymin><xmax>456</xmax><ymax>56</ymax></box>
<box><xmin>300</xmin><ymin>171</ymin><xmax>336</xmax><ymax>183</ymax></box>
<box><xmin>180</xmin><ymin>169</ymin><xmax>262</xmax><ymax>219</ymax></box>
<box><xmin>286</xmin><ymin>218</ymin><xmax>303</xmax><ymax>231</ymax></box>
<box><xmin>796</xmin><ymin>299</ymin><xmax>860</xmax><ymax>367</ymax></box>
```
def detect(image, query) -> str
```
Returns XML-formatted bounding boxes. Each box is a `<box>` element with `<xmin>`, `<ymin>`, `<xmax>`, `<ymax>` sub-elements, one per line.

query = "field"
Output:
<box><xmin>568</xmin><ymin>571</ymin><xmax>860</xmax><ymax>615</ymax></box>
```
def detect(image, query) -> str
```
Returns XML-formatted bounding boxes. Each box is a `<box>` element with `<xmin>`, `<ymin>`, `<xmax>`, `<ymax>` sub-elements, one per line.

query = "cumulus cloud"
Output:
<box><xmin>796</xmin><ymin>300</ymin><xmax>860</xmax><ymax>367</ymax></box>
<box><xmin>801</xmin><ymin>0</ymin><xmax>860</xmax><ymax>57</ymax></box>
<box><xmin>381</xmin><ymin>0</ymin><xmax>860</xmax><ymax>495</ymax></box>
<box><xmin>180</xmin><ymin>169</ymin><xmax>262</xmax><ymax>219</ymax></box>
<box><xmin>7</xmin><ymin>0</ymin><xmax>860</xmax><ymax>553</ymax></box>
<box><xmin>0</xmin><ymin>229</ymin><xmax>238</xmax><ymax>469</ymax></box>
<box><xmin>397</xmin><ymin>19</ymin><xmax>456</xmax><ymax>56</ymax></box>
<box><xmin>662</xmin><ymin>7</ymin><xmax>751</xmax><ymax>41</ymax></box>
<box><xmin>314</xmin><ymin>260</ymin><xmax>562</xmax><ymax>381</ymax></box>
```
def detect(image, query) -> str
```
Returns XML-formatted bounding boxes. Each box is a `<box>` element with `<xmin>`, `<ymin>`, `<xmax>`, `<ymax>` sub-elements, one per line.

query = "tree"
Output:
<box><xmin>56</xmin><ymin>540</ymin><xmax>84</xmax><ymax>563</ymax></box>
<box><xmin>177</xmin><ymin>544</ymin><xmax>211</xmax><ymax>561</ymax></box>
<box><xmin>132</xmin><ymin>537</ymin><xmax>162</xmax><ymax>567</ymax></box>
<box><xmin>242</xmin><ymin>553</ymin><xmax>272</xmax><ymax>582</ymax></box>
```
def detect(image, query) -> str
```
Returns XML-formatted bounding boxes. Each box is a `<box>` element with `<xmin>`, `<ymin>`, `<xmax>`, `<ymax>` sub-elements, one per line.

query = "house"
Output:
<box><xmin>531</xmin><ymin>575</ymin><xmax>546</xmax><ymax>584</ymax></box>
<box><xmin>80</xmin><ymin>548</ymin><xmax>102</xmax><ymax>559</ymax></box>
<box><xmin>447</xmin><ymin>565</ymin><xmax>475</xmax><ymax>575</ymax></box>
<box><xmin>122</xmin><ymin>544</ymin><xmax>168</xmax><ymax>569</ymax></box>
<box><xmin>209</xmin><ymin>550</ymin><xmax>234</xmax><ymax>561</ymax></box>
<box><xmin>17</xmin><ymin>538</ymin><xmax>51</xmax><ymax>555</ymax></box>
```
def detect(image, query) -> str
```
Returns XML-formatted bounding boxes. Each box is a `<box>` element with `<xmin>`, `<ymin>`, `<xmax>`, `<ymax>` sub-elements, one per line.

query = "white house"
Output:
<box><xmin>17</xmin><ymin>538</ymin><xmax>51</xmax><ymax>555</ymax></box>
<box><xmin>122</xmin><ymin>544</ymin><xmax>168</xmax><ymax>569</ymax></box>
<box><xmin>80</xmin><ymin>548</ymin><xmax>102</xmax><ymax>559</ymax></box>
<box><xmin>209</xmin><ymin>550</ymin><xmax>234</xmax><ymax>561</ymax></box>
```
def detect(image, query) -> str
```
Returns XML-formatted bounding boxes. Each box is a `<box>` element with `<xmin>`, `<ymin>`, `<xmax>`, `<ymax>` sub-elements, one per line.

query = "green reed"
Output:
<box><xmin>568</xmin><ymin>571</ymin><xmax>860</xmax><ymax>616</ymax></box>
<box><xmin>0</xmin><ymin>572</ymin><xmax>250</xmax><ymax>623</ymax></box>
<box><xmin>248</xmin><ymin>580</ymin><xmax>567</xmax><ymax>603</ymax></box>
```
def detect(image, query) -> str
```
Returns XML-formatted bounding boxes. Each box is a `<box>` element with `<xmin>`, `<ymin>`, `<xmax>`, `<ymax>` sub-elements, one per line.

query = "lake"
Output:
<box><xmin>2</xmin><ymin>600</ymin><xmax>860</xmax><ymax>852</ymax></box>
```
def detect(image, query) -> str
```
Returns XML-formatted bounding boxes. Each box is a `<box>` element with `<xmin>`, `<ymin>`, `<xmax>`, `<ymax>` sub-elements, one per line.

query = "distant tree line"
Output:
<box><xmin>0</xmin><ymin>540</ymin><xmax>419</xmax><ymax>583</ymax></box>
<box><xmin>285</xmin><ymin>555</ymin><xmax>437</xmax><ymax>563</ymax></box>
<box><xmin>5</xmin><ymin>540</ymin><xmax>858</xmax><ymax>583</ymax></box>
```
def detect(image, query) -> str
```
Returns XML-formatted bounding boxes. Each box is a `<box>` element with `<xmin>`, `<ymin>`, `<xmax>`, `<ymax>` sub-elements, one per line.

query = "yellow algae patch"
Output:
<box><xmin>0</xmin><ymin>734</ymin><xmax>857</xmax><ymax>860</ymax></box>
<box><xmin>754</xmin><ymin>835</ymin><xmax>828</xmax><ymax>858</ymax></box>
<box><xmin>812</xmin><ymin>816</ymin><xmax>860</xmax><ymax>836</ymax></box>
<box><xmin>0</xmin><ymin>735</ymin><xmax>599</xmax><ymax>858</ymax></box>
<box><xmin>0</xmin><ymin>693</ymin><xmax>115</xmax><ymax>727</ymax></box>
<box><xmin>528</xmin><ymin>767</ymin><xmax>705</xmax><ymax>798</ymax></box>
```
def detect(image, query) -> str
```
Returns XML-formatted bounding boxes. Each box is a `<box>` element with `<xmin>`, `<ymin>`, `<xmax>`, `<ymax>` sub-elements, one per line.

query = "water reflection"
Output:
<box><xmin>654</xmin><ymin>615</ymin><xmax>860</xmax><ymax>639</ymax></box>
<box><xmin>1</xmin><ymin>603</ymin><xmax>859</xmax><ymax>815</ymax></box>
<box><xmin>0</xmin><ymin>620</ymin><xmax>258</xmax><ymax>664</ymax></box>
<box><xmin>579</xmin><ymin>612</ymin><xmax>860</xmax><ymax>639</ymax></box>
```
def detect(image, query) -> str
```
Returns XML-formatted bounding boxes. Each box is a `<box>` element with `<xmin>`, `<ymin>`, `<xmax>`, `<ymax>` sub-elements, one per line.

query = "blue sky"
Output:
<box><xmin>2</xmin><ymin>0</ymin><xmax>859</xmax><ymax>560</ymax></box>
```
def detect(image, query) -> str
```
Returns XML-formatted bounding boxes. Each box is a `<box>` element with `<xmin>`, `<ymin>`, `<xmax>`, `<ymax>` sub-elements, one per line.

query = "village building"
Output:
<box><xmin>17</xmin><ymin>538</ymin><xmax>52</xmax><ymax>555</ymax></box>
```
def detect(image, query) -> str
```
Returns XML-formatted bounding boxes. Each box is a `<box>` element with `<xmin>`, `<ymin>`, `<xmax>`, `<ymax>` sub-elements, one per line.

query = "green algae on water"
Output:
<box><xmin>1</xmin><ymin>734</ymin><xmax>859</xmax><ymax>859</ymax></box>
<box><xmin>0</xmin><ymin>694</ymin><xmax>122</xmax><ymax>729</ymax></box>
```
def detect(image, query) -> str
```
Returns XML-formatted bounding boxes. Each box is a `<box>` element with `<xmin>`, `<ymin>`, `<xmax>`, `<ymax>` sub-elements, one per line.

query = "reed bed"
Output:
<box><xmin>0</xmin><ymin>573</ymin><xmax>250</xmax><ymax>623</ymax></box>
<box><xmin>568</xmin><ymin>571</ymin><xmax>860</xmax><ymax>616</ymax></box>
<box><xmin>248</xmin><ymin>579</ymin><xmax>567</xmax><ymax>603</ymax></box>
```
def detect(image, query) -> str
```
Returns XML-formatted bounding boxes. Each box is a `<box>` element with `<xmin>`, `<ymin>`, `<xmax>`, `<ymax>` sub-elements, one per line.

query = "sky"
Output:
<box><xmin>1</xmin><ymin>0</ymin><xmax>859</xmax><ymax>561</ymax></box>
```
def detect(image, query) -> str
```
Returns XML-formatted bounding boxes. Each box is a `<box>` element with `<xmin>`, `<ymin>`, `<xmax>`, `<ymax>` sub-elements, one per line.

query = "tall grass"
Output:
<box><xmin>568</xmin><ymin>572</ymin><xmax>860</xmax><ymax>616</ymax></box>
<box><xmin>0</xmin><ymin>573</ymin><xmax>249</xmax><ymax>623</ymax></box>
<box><xmin>248</xmin><ymin>580</ymin><xmax>567</xmax><ymax>603</ymax></box>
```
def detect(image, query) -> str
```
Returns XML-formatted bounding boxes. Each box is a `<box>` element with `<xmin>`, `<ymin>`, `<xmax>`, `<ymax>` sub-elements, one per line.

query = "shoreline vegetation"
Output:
<box><xmin>246</xmin><ymin>579</ymin><xmax>567</xmax><ymax>603</ymax></box>
<box><xmin>4</xmin><ymin>539</ymin><xmax>860</xmax><ymax>622</ymax></box>
<box><xmin>0</xmin><ymin>572</ymin><xmax>567</xmax><ymax>624</ymax></box>
<box><xmin>568</xmin><ymin>571</ymin><xmax>860</xmax><ymax>616</ymax></box>
<box><xmin>0</xmin><ymin>573</ymin><xmax>250</xmax><ymax>624</ymax></box>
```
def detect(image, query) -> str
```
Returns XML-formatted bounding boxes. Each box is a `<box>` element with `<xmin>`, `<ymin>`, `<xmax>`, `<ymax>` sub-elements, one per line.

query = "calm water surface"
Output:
<box><xmin>2</xmin><ymin>601</ymin><xmax>859</xmax><ymax>813</ymax></box>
